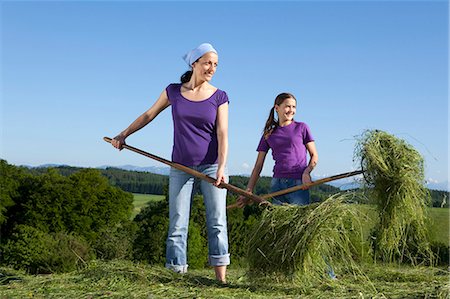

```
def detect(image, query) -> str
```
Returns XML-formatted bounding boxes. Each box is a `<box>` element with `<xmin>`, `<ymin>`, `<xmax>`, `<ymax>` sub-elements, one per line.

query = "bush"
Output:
<box><xmin>92</xmin><ymin>222</ymin><xmax>138</xmax><ymax>260</ymax></box>
<box><xmin>1</xmin><ymin>225</ymin><xmax>92</xmax><ymax>274</ymax></box>
<box><xmin>133</xmin><ymin>200</ymin><xmax>169</xmax><ymax>264</ymax></box>
<box><xmin>187</xmin><ymin>221</ymin><xmax>208</xmax><ymax>269</ymax></box>
<box><xmin>133</xmin><ymin>195</ymin><xmax>209</xmax><ymax>268</ymax></box>
<box><xmin>1</xmin><ymin>168</ymin><xmax>134</xmax><ymax>245</ymax></box>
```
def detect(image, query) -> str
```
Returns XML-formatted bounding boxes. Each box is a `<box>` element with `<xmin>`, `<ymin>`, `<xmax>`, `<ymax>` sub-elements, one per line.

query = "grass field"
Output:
<box><xmin>356</xmin><ymin>204</ymin><xmax>449</xmax><ymax>246</ymax></box>
<box><xmin>131</xmin><ymin>193</ymin><xmax>165</xmax><ymax>218</ymax></box>
<box><xmin>428</xmin><ymin>207</ymin><xmax>450</xmax><ymax>245</ymax></box>
<box><xmin>1</xmin><ymin>195</ymin><xmax>447</xmax><ymax>298</ymax></box>
<box><xmin>1</xmin><ymin>260</ymin><xmax>448</xmax><ymax>298</ymax></box>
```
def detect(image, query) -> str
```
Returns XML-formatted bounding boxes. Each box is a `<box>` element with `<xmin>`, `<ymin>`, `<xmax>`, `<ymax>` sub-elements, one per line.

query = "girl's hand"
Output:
<box><xmin>214</xmin><ymin>167</ymin><xmax>226</xmax><ymax>187</ymax></box>
<box><xmin>301</xmin><ymin>171</ymin><xmax>312</xmax><ymax>189</ymax></box>
<box><xmin>111</xmin><ymin>134</ymin><xmax>126</xmax><ymax>150</ymax></box>
<box><xmin>236</xmin><ymin>195</ymin><xmax>251</xmax><ymax>208</ymax></box>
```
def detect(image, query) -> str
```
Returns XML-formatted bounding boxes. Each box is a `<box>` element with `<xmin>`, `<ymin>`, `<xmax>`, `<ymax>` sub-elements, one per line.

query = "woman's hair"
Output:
<box><xmin>180</xmin><ymin>71</ymin><xmax>193</xmax><ymax>83</ymax></box>
<box><xmin>180</xmin><ymin>58</ymin><xmax>202</xmax><ymax>83</ymax></box>
<box><xmin>263</xmin><ymin>92</ymin><xmax>297</xmax><ymax>138</ymax></box>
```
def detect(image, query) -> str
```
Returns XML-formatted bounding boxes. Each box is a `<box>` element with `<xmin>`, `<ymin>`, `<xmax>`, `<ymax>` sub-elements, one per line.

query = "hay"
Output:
<box><xmin>354</xmin><ymin>129</ymin><xmax>433</xmax><ymax>264</ymax></box>
<box><xmin>247</xmin><ymin>193</ymin><xmax>364</xmax><ymax>282</ymax></box>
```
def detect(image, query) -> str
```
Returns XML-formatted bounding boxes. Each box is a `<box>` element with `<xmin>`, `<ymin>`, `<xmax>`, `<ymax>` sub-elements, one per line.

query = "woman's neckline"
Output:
<box><xmin>179</xmin><ymin>84</ymin><xmax>219</xmax><ymax>103</ymax></box>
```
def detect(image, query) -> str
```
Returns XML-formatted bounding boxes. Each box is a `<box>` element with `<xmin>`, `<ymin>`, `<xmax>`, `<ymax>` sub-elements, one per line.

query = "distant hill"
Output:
<box><xmin>97</xmin><ymin>165</ymin><xmax>170</xmax><ymax>176</ymax></box>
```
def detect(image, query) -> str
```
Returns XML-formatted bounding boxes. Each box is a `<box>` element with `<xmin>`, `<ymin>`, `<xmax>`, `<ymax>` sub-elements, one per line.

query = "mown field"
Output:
<box><xmin>1</xmin><ymin>194</ymin><xmax>448</xmax><ymax>298</ymax></box>
<box><xmin>1</xmin><ymin>260</ymin><xmax>448</xmax><ymax>298</ymax></box>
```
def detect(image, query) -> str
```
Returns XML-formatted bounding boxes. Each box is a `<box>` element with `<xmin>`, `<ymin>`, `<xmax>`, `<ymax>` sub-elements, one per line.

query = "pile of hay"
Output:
<box><xmin>247</xmin><ymin>193</ymin><xmax>363</xmax><ymax>281</ymax></box>
<box><xmin>354</xmin><ymin>129</ymin><xmax>433</xmax><ymax>264</ymax></box>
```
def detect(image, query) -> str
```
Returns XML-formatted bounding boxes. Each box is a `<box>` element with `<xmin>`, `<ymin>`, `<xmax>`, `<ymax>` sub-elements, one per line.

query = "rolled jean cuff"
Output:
<box><xmin>165</xmin><ymin>263</ymin><xmax>188</xmax><ymax>274</ymax></box>
<box><xmin>208</xmin><ymin>254</ymin><xmax>230</xmax><ymax>266</ymax></box>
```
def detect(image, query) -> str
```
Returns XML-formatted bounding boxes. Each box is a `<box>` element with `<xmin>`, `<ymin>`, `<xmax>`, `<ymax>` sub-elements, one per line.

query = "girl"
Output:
<box><xmin>236</xmin><ymin>93</ymin><xmax>337</xmax><ymax>279</ymax></box>
<box><xmin>111</xmin><ymin>43</ymin><xmax>230</xmax><ymax>284</ymax></box>
<box><xmin>237</xmin><ymin>92</ymin><xmax>318</xmax><ymax>207</ymax></box>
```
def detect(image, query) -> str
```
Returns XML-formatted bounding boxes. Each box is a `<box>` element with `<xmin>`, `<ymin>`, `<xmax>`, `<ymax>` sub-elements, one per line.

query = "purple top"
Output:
<box><xmin>166</xmin><ymin>83</ymin><xmax>229</xmax><ymax>166</ymax></box>
<box><xmin>257</xmin><ymin>121</ymin><xmax>314</xmax><ymax>179</ymax></box>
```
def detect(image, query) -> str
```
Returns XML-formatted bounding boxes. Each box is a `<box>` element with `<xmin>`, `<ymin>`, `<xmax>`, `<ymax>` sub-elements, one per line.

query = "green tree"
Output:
<box><xmin>0</xmin><ymin>160</ymin><xmax>23</xmax><ymax>226</ymax></box>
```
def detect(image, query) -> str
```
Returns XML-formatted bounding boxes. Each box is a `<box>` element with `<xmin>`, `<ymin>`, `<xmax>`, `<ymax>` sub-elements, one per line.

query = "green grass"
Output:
<box><xmin>356</xmin><ymin>205</ymin><xmax>449</xmax><ymax>246</ymax></box>
<box><xmin>1</xmin><ymin>198</ymin><xmax>448</xmax><ymax>298</ymax></box>
<box><xmin>428</xmin><ymin>207</ymin><xmax>450</xmax><ymax>245</ymax></box>
<box><xmin>132</xmin><ymin>193</ymin><xmax>165</xmax><ymax>218</ymax></box>
<box><xmin>0</xmin><ymin>260</ymin><xmax>448</xmax><ymax>298</ymax></box>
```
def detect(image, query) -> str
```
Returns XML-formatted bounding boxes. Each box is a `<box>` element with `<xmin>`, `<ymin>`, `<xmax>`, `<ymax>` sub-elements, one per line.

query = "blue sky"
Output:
<box><xmin>1</xmin><ymin>1</ymin><xmax>448</xmax><ymax>190</ymax></box>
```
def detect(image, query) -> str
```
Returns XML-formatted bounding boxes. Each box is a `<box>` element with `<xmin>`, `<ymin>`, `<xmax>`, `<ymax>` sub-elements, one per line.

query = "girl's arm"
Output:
<box><xmin>236</xmin><ymin>151</ymin><xmax>267</xmax><ymax>207</ymax></box>
<box><xmin>112</xmin><ymin>90</ymin><xmax>170</xmax><ymax>149</ymax></box>
<box><xmin>246</xmin><ymin>151</ymin><xmax>268</xmax><ymax>192</ymax></box>
<box><xmin>302</xmin><ymin>141</ymin><xmax>318</xmax><ymax>184</ymax></box>
<box><xmin>214</xmin><ymin>102</ymin><xmax>229</xmax><ymax>186</ymax></box>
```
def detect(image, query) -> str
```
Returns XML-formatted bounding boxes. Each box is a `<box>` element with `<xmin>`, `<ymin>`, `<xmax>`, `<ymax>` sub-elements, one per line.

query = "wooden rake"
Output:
<box><xmin>225</xmin><ymin>169</ymin><xmax>364</xmax><ymax>209</ymax></box>
<box><xmin>103</xmin><ymin>137</ymin><xmax>363</xmax><ymax>209</ymax></box>
<box><xmin>103</xmin><ymin>137</ymin><xmax>270</xmax><ymax>205</ymax></box>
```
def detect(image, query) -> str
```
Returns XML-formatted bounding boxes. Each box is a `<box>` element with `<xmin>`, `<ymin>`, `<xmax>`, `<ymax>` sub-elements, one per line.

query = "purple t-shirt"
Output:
<box><xmin>257</xmin><ymin>121</ymin><xmax>314</xmax><ymax>179</ymax></box>
<box><xmin>166</xmin><ymin>83</ymin><xmax>229</xmax><ymax>166</ymax></box>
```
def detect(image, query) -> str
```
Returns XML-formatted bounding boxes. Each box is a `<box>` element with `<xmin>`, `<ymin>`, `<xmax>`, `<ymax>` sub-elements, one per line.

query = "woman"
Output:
<box><xmin>237</xmin><ymin>92</ymin><xmax>318</xmax><ymax>207</ymax></box>
<box><xmin>111</xmin><ymin>43</ymin><xmax>230</xmax><ymax>283</ymax></box>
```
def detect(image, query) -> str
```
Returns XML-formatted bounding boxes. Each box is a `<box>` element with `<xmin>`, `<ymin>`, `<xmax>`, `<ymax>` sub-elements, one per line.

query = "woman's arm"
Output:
<box><xmin>302</xmin><ymin>141</ymin><xmax>318</xmax><ymax>184</ymax></box>
<box><xmin>112</xmin><ymin>89</ymin><xmax>170</xmax><ymax>150</ymax></box>
<box><xmin>214</xmin><ymin>102</ymin><xmax>229</xmax><ymax>186</ymax></box>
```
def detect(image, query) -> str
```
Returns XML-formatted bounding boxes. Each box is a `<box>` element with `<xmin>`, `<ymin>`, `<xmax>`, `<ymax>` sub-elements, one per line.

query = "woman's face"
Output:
<box><xmin>275</xmin><ymin>97</ymin><xmax>296</xmax><ymax>123</ymax></box>
<box><xmin>192</xmin><ymin>52</ymin><xmax>218</xmax><ymax>82</ymax></box>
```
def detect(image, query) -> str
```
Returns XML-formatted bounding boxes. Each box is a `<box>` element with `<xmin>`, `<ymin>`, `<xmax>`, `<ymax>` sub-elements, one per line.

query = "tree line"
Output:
<box><xmin>25</xmin><ymin>164</ymin><xmax>448</xmax><ymax>207</ymax></box>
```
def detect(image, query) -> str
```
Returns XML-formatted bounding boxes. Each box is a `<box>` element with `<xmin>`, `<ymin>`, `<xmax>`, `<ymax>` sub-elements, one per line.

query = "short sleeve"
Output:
<box><xmin>256</xmin><ymin>135</ymin><xmax>270</xmax><ymax>152</ymax></box>
<box><xmin>302</xmin><ymin>123</ymin><xmax>314</xmax><ymax>144</ymax></box>
<box><xmin>165</xmin><ymin>83</ymin><xmax>178</xmax><ymax>104</ymax></box>
<box><xmin>216</xmin><ymin>90</ymin><xmax>229</xmax><ymax>107</ymax></box>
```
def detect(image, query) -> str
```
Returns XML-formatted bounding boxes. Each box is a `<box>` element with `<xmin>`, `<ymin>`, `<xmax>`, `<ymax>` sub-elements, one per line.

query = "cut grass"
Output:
<box><xmin>247</xmin><ymin>193</ymin><xmax>366</xmax><ymax>284</ymax></box>
<box><xmin>0</xmin><ymin>260</ymin><xmax>448</xmax><ymax>298</ymax></box>
<box><xmin>355</xmin><ymin>130</ymin><xmax>433</xmax><ymax>263</ymax></box>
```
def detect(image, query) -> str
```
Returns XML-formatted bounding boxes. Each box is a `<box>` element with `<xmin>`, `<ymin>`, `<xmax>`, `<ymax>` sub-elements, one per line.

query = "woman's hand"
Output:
<box><xmin>111</xmin><ymin>134</ymin><xmax>126</xmax><ymax>150</ymax></box>
<box><xmin>214</xmin><ymin>166</ymin><xmax>226</xmax><ymax>187</ymax></box>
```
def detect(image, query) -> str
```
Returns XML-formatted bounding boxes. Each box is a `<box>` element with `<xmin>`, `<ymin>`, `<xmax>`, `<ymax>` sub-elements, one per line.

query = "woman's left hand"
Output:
<box><xmin>214</xmin><ymin>167</ymin><xmax>226</xmax><ymax>187</ymax></box>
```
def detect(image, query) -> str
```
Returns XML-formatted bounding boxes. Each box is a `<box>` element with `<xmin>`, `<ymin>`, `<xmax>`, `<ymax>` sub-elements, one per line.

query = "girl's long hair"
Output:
<box><xmin>263</xmin><ymin>92</ymin><xmax>296</xmax><ymax>139</ymax></box>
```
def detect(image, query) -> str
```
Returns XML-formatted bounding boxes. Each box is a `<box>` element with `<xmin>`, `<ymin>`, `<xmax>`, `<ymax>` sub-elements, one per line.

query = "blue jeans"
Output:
<box><xmin>270</xmin><ymin>178</ymin><xmax>310</xmax><ymax>206</ymax></box>
<box><xmin>165</xmin><ymin>164</ymin><xmax>230</xmax><ymax>273</ymax></box>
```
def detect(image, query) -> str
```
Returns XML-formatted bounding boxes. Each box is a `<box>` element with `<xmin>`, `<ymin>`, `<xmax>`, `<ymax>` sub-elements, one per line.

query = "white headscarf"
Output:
<box><xmin>182</xmin><ymin>43</ymin><xmax>217</xmax><ymax>67</ymax></box>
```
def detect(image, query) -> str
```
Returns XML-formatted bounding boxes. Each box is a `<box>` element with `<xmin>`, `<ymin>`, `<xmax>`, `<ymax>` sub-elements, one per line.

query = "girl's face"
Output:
<box><xmin>275</xmin><ymin>97</ymin><xmax>296</xmax><ymax>123</ymax></box>
<box><xmin>192</xmin><ymin>52</ymin><xmax>218</xmax><ymax>82</ymax></box>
